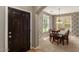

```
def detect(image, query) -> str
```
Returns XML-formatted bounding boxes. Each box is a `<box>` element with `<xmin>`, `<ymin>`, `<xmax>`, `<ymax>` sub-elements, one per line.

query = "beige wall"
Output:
<box><xmin>31</xmin><ymin>7</ymin><xmax>36</xmax><ymax>47</ymax></box>
<box><xmin>52</xmin><ymin>16</ymin><xmax>56</xmax><ymax>29</ymax></box>
<box><xmin>0</xmin><ymin>6</ymin><xmax>5</xmax><ymax>52</ymax></box>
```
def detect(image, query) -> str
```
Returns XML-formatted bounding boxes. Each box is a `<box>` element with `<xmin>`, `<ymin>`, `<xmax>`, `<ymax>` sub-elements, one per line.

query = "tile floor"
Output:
<box><xmin>29</xmin><ymin>35</ymin><xmax>79</xmax><ymax>52</ymax></box>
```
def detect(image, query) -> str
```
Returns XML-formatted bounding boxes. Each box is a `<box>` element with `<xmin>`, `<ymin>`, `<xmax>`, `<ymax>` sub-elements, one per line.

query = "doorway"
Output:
<box><xmin>8</xmin><ymin>7</ymin><xmax>30</xmax><ymax>52</ymax></box>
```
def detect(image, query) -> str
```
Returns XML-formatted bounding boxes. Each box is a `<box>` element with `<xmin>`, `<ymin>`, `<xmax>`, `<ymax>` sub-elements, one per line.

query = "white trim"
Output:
<box><xmin>8</xmin><ymin>6</ymin><xmax>32</xmax><ymax>13</ymax></box>
<box><xmin>5</xmin><ymin>6</ymin><xmax>8</xmax><ymax>52</ymax></box>
<box><xmin>5</xmin><ymin>6</ymin><xmax>32</xmax><ymax>52</ymax></box>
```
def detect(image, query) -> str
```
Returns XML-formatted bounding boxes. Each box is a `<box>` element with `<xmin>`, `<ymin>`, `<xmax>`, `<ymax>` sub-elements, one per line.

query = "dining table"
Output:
<box><xmin>49</xmin><ymin>29</ymin><xmax>69</xmax><ymax>45</ymax></box>
<box><xmin>58</xmin><ymin>29</ymin><xmax>68</xmax><ymax>36</ymax></box>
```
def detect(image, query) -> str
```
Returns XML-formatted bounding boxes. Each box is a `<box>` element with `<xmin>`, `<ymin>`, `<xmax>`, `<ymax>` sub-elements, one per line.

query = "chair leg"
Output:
<box><xmin>60</xmin><ymin>38</ymin><xmax>61</xmax><ymax>43</ymax></box>
<box><xmin>67</xmin><ymin>38</ymin><xmax>69</xmax><ymax>45</ymax></box>
<box><xmin>57</xmin><ymin>39</ymin><xmax>59</xmax><ymax>45</ymax></box>
<box><xmin>62</xmin><ymin>39</ymin><xmax>64</xmax><ymax>45</ymax></box>
<box><xmin>52</xmin><ymin>37</ymin><xmax>55</xmax><ymax>43</ymax></box>
<box><xmin>49</xmin><ymin>37</ymin><xmax>52</xmax><ymax>42</ymax></box>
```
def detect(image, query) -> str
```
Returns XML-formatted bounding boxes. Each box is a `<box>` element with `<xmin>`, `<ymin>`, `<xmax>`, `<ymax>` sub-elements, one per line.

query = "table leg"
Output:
<box><xmin>62</xmin><ymin>39</ymin><xmax>64</xmax><ymax>45</ymax></box>
<box><xmin>60</xmin><ymin>38</ymin><xmax>61</xmax><ymax>43</ymax></box>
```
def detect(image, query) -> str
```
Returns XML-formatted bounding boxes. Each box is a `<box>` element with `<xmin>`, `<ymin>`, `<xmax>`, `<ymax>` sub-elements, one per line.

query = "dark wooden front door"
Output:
<box><xmin>8</xmin><ymin>7</ymin><xmax>30</xmax><ymax>52</ymax></box>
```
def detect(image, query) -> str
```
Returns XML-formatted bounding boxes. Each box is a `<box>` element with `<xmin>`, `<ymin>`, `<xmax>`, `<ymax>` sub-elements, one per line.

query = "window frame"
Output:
<box><xmin>43</xmin><ymin>14</ymin><xmax>50</xmax><ymax>33</ymax></box>
<box><xmin>56</xmin><ymin>16</ymin><xmax>72</xmax><ymax>31</ymax></box>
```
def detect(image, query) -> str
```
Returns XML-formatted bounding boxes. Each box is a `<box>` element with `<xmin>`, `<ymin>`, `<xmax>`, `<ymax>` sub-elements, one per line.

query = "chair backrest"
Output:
<box><xmin>64</xmin><ymin>30</ymin><xmax>69</xmax><ymax>38</ymax></box>
<box><xmin>52</xmin><ymin>30</ymin><xmax>59</xmax><ymax>36</ymax></box>
<box><xmin>49</xmin><ymin>29</ymin><xmax>60</xmax><ymax>37</ymax></box>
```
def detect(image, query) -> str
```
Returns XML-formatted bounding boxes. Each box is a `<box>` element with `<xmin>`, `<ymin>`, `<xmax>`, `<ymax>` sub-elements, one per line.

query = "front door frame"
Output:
<box><xmin>5</xmin><ymin>6</ymin><xmax>32</xmax><ymax>52</ymax></box>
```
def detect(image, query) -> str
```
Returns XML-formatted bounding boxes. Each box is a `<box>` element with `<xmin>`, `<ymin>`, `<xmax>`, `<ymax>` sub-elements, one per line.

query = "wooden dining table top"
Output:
<box><xmin>58</xmin><ymin>29</ymin><xmax>68</xmax><ymax>35</ymax></box>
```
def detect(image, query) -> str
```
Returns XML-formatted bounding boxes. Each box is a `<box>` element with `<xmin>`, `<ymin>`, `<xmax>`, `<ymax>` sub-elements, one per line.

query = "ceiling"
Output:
<box><xmin>43</xmin><ymin>6</ymin><xmax>79</xmax><ymax>15</ymax></box>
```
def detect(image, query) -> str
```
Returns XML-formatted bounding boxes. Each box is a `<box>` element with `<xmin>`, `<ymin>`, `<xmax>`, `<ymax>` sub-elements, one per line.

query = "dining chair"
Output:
<box><xmin>52</xmin><ymin>30</ymin><xmax>61</xmax><ymax>45</ymax></box>
<box><xmin>49</xmin><ymin>29</ymin><xmax>56</xmax><ymax>42</ymax></box>
<box><xmin>49</xmin><ymin>29</ymin><xmax>53</xmax><ymax>42</ymax></box>
<box><xmin>49</xmin><ymin>29</ymin><xmax>61</xmax><ymax>45</ymax></box>
<box><xmin>61</xmin><ymin>30</ymin><xmax>69</xmax><ymax>45</ymax></box>
<box><xmin>53</xmin><ymin>33</ymin><xmax>60</xmax><ymax>45</ymax></box>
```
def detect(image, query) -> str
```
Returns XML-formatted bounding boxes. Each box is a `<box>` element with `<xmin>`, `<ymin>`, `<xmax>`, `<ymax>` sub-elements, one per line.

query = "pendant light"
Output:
<box><xmin>58</xmin><ymin>8</ymin><xmax>61</xmax><ymax>22</ymax></box>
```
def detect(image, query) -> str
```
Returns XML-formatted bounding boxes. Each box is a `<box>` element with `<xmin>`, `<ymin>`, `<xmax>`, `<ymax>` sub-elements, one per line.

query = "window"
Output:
<box><xmin>43</xmin><ymin>14</ymin><xmax>49</xmax><ymax>32</ymax></box>
<box><xmin>56</xmin><ymin>16</ymin><xmax>71</xmax><ymax>30</ymax></box>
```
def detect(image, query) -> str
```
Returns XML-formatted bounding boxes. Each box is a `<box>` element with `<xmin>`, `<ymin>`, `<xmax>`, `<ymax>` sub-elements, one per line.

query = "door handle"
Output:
<box><xmin>9</xmin><ymin>32</ymin><xmax>12</xmax><ymax>34</ymax></box>
<box><xmin>9</xmin><ymin>35</ymin><xmax>12</xmax><ymax>38</ymax></box>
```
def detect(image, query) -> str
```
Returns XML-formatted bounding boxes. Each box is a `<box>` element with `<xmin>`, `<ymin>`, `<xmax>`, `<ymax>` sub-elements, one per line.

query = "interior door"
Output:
<box><xmin>8</xmin><ymin>7</ymin><xmax>30</xmax><ymax>52</ymax></box>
